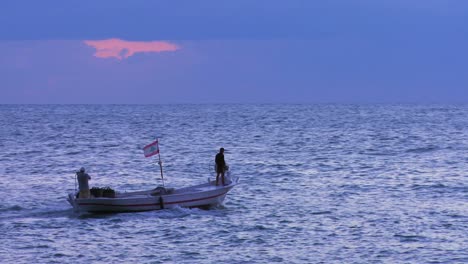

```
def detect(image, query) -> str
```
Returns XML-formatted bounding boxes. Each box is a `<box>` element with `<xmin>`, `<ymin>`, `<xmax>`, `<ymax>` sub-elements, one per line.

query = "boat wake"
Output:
<box><xmin>0</xmin><ymin>206</ymin><xmax>75</xmax><ymax>222</ymax></box>
<box><xmin>72</xmin><ymin>204</ymin><xmax>229</xmax><ymax>220</ymax></box>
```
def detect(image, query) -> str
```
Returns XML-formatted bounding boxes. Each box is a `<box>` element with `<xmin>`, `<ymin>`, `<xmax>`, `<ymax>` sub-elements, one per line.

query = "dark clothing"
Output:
<box><xmin>215</xmin><ymin>153</ymin><xmax>225</xmax><ymax>173</ymax></box>
<box><xmin>77</xmin><ymin>171</ymin><xmax>91</xmax><ymax>191</ymax></box>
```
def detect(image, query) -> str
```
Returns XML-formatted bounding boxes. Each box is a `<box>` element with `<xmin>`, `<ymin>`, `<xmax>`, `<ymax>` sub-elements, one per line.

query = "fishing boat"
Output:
<box><xmin>67</xmin><ymin>172</ymin><xmax>238</xmax><ymax>213</ymax></box>
<box><xmin>67</xmin><ymin>139</ymin><xmax>238</xmax><ymax>213</ymax></box>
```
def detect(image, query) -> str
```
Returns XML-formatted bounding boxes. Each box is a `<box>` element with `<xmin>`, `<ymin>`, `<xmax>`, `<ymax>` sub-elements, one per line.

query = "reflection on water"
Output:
<box><xmin>0</xmin><ymin>104</ymin><xmax>467</xmax><ymax>263</ymax></box>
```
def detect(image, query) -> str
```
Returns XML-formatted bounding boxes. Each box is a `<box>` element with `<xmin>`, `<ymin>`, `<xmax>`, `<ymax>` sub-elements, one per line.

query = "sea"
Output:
<box><xmin>0</xmin><ymin>104</ymin><xmax>467</xmax><ymax>264</ymax></box>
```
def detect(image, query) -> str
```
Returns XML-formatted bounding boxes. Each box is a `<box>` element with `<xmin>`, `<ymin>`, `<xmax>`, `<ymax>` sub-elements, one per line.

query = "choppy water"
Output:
<box><xmin>0</xmin><ymin>104</ymin><xmax>467</xmax><ymax>263</ymax></box>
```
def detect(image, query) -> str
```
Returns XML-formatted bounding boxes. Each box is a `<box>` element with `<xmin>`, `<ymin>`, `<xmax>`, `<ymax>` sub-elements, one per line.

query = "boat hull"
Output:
<box><xmin>68</xmin><ymin>178</ymin><xmax>238</xmax><ymax>213</ymax></box>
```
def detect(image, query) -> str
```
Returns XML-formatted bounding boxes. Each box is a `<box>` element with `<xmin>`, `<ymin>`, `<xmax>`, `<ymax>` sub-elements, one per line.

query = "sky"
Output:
<box><xmin>0</xmin><ymin>0</ymin><xmax>467</xmax><ymax>104</ymax></box>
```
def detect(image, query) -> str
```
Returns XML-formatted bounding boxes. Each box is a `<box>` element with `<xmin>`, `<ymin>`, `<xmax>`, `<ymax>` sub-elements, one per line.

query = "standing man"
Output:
<box><xmin>215</xmin><ymin>148</ymin><xmax>226</xmax><ymax>186</ymax></box>
<box><xmin>77</xmin><ymin>167</ymin><xmax>91</xmax><ymax>198</ymax></box>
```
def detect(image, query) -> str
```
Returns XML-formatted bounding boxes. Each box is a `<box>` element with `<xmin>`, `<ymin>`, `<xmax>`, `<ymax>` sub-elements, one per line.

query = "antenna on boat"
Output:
<box><xmin>156</xmin><ymin>138</ymin><xmax>165</xmax><ymax>187</ymax></box>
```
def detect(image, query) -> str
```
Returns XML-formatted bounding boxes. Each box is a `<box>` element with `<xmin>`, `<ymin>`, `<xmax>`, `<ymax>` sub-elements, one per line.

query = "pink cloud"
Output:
<box><xmin>84</xmin><ymin>38</ymin><xmax>180</xmax><ymax>60</ymax></box>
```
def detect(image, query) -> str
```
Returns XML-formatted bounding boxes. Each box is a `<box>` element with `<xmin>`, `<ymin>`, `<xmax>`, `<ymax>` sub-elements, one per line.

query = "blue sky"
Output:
<box><xmin>1</xmin><ymin>1</ymin><xmax>467</xmax><ymax>103</ymax></box>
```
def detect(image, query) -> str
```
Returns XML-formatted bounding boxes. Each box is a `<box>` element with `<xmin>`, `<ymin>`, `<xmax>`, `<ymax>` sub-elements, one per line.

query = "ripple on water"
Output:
<box><xmin>0</xmin><ymin>104</ymin><xmax>467</xmax><ymax>263</ymax></box>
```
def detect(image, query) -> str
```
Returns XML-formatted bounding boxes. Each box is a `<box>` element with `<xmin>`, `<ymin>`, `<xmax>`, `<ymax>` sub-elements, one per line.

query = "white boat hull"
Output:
<box><xmin>68</xmin><ymin>176</ymin><xmax>238</xmax><ymax>213</ymax></box>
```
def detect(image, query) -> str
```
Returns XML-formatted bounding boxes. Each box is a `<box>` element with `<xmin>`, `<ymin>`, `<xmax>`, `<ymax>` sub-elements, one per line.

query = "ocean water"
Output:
<box><xmin>0</xmin><ymin>104</ymin><xmax>467</xmax><ymax>264</ymax></box>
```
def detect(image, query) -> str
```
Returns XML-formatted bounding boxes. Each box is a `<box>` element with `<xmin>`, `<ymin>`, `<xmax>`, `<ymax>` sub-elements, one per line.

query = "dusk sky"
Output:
<box><xmin>1</xmin><ymin>1</ymin><xmax>467</xmax><ymax>104</ymax></box>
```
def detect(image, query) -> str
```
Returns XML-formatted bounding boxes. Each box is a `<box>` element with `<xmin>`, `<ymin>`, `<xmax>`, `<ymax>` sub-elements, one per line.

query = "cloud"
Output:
<box><xmin>84</xmin><ymin>38</ymin><xmax>179</xmax><ymax>60</ymax></box>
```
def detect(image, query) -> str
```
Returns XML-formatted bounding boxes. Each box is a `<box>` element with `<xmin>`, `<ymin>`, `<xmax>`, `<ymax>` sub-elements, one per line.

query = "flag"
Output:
<box><xmin>143</xmin><ymin>140</ymin><xmax>159</xmax><ymax>157</ymax></box>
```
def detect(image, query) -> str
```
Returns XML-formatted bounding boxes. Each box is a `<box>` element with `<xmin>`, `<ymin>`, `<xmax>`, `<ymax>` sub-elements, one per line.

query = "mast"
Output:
<box><xmin>157</xmin><ymin>138</ymin><xmax>165</xmax><ymax>187</ymax></box>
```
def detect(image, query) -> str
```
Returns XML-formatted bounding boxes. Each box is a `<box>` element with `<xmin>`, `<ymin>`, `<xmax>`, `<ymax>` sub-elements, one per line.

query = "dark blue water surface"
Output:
<box><xmin>0</xmin><ymin>104</ymin><xmax>467</xmax><ymax>263</ymax></box>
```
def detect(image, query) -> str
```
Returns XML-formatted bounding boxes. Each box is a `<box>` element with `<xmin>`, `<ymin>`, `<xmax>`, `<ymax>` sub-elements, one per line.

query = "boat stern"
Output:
<box><xmin>67</xmin><ymin>192</ymin><xmax>80</xmax><ymax>211</ymax></box>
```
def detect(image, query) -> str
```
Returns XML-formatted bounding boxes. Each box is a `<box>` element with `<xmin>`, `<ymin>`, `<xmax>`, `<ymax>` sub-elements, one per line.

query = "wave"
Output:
<box><xmin>411</xmin><ymin>183</ymin><xmax>447</xmax><ymax>190</ymax></box>
<box><xmin>28</xmin><ymin>208</ymin><xmax>75</xmax><ymax>218</ymax></box>
<box><xmin>410</xmin><ymin>184</ymin><xmax>468</xmax><ymax>195</ymax></box>
<box><xmin>394</xmin><ymin>234</ymin><xmax>426</xmax><ymax>242</ymax></box>
<box><xmin>0</xmin><ymin>205</ymin><xmax>24</xmax><ymax>212</ymax></box>
<box><xmin>405</xmin><ymin>146</ymin><xmax>439</xmax><ymax>153</ymax></box>
<box><xmin>359</xmin><ymin>149</ymin><xmax>397</xmax><ymax>156</ymax></box>
<box><xmin>310</xmin><ymin>210</ymin><xmax>333</xmax><ymax>215</ymax></box>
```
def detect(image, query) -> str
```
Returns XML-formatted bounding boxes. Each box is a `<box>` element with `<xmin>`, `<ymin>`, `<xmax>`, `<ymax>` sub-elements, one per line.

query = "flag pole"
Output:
<box><xmin>157</xmin><ymin>138</ymin><xmax>165</xmax><ymax>187</ymax></box>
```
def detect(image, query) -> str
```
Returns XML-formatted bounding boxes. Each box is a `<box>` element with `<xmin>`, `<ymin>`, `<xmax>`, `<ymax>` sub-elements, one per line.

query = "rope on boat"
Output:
<box><xmin>159</xmin><ymin>196</ymin><xmax>164</xmax><ymax>209</ymax></box>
